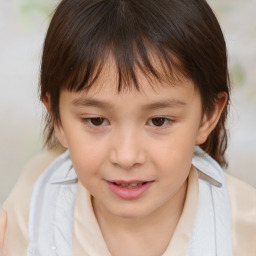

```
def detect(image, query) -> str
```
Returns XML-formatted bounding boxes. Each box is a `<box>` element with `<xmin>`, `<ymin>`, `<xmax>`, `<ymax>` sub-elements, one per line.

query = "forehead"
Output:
<box><xmin>61</xmin><ymin>60</ymin><xmax>199</xmax><ymax>108</ymax></box>
<box><xmin>61</xmin><ymin>39</ymin><xmax>191</xmax><ymax>94</ymax></box>
<box><xmin>74</xmin><ymin>53</ymin><xmax>194</xmax><ymax>95</ymax></box>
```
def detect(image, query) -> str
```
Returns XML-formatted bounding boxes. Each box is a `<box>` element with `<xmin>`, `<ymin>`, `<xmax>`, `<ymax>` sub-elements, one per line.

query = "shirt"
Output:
<box><xmin>1</xmin><ymin>149</ymin><xmax>256</xmax><ymax>255</ymax></box>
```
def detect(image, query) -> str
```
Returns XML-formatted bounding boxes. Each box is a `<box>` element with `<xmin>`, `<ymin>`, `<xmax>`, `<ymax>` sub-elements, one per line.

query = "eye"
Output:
<box><xmin>148</xmin><ymin>117</ymin><xmax>171</xmax><ymax>127</ymax></box>
<box><xmin>83</xmin><ymin>117</ymin><xmax>109</xmax><ymax>127</ymax></box>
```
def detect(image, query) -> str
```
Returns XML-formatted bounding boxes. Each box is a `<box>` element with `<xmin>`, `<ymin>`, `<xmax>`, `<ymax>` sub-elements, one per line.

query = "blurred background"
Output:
<box><xmin>0</xmin><ymin>0</ymin><xmax>256</xmax><ymax>204</ymax></box>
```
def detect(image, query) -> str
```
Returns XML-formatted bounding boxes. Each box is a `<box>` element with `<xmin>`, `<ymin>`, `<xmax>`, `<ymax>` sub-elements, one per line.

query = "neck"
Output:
<box><xmin>93</xmin><ymin>179</ymin><xmax>188</xmax><ymax>256</ymax></box>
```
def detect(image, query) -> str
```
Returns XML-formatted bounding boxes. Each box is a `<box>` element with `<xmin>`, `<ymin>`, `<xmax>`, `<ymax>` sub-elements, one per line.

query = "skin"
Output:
<box><xmin>45</xmin><ymin>62</ymin><xmax>227</xmax><ymax>256</ymax></box>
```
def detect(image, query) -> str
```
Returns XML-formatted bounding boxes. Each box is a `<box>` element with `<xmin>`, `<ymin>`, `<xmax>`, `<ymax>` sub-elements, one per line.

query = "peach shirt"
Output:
<box><xmin>1</xmin><ymin>149</ymin><xmax>256</xmax><ymax>256</ymax></box>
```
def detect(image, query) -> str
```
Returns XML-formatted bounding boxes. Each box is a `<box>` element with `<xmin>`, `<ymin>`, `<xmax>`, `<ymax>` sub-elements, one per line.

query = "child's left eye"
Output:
<box><xmin>148</xmin><ymin>117</ymin><xmax>171</xmax><ymax>127</ymax></box>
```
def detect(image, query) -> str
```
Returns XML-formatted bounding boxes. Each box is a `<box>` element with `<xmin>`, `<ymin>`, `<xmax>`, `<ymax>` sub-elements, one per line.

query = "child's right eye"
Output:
<box><xmin>82</xmin><ymin>117</ymin><xmax>109</xmax><ymax>127</ymax></box>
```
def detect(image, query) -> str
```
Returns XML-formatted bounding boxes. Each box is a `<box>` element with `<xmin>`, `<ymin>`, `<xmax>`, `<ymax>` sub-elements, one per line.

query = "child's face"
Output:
<box><xmin>54</xmin><ymin>64</ymin><xmax>214</xmax><ymax>220</ymax></box>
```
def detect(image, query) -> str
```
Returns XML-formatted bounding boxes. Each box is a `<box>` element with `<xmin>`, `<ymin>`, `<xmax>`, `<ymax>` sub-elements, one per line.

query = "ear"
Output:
<box><xmin>42</xmin><ymin>94</ymin><xmax>51</xmax><ymax>114</ymax></box>
<box><xmin>42</xmin><ymin>94</ymin><xmax>68</xmax><ymax>148</ymax></box>
<box><xmin>54</xmin><ymin>123</ymin><xmax>69</xmax><ymax>148</ymax></box>
<box><xmin>196</xmin><ymin>92</ymin><xmax>228</xmax><ymax>145</ymax></box>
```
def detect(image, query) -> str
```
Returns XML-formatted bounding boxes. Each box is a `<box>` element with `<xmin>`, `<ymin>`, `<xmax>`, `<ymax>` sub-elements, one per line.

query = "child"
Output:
<box><xmin>1</xmin><ymin>0</ymin><xmax>256</xmax><ymax>255</ymax></box>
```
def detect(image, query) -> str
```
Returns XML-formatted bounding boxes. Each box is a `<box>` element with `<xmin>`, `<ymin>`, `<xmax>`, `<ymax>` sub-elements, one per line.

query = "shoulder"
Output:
<box><xmin>2</xmin><ymin>148</ymin><xmax>63</xmax><ymax>256</ymax></box>
<box><xmin>224</xmin><ymin>173</ymin><xmax>256</xmax><ymax>256</ymax></box>
<box><xmin>3</xmin><ymin>148</ymin><xmax>63</xmax><ymax>210</ymax></box>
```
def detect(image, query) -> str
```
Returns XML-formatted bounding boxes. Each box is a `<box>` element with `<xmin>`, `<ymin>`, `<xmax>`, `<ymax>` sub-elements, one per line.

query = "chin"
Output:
<box><xmin>111</xmin><ymin>205</ymin><xmax>152</xmax><ymax>219</ymax></box>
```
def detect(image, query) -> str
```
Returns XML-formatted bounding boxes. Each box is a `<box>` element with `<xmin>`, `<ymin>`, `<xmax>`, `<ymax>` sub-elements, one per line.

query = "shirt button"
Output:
<box><xmin>52</xmin><ymin>246</ymin><xmax>57</xmax><ymax>250</ymax></box>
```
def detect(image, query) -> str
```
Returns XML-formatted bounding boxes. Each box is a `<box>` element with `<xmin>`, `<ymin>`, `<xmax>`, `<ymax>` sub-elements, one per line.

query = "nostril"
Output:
<box><xmin>109</xmin><ymin>137</ymin><xmax>146</xmax><ymax>168</ymax></box>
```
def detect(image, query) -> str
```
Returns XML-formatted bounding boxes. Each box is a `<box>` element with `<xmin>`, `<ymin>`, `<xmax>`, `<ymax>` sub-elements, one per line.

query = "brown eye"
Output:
<box><xmin>89</xmin><ymin>117</ymin><xmax>105</xmax><ymax>126</ymax></box>
<box><xmin>151</xmin><ymin>117</ymin><xmax>166</xmax><ymax>127</ymax></box>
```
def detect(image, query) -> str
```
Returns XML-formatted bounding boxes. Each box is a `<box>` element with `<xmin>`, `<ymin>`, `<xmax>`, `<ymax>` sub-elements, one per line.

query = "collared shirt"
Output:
<box><xmin>1</xmin><ymin>149</ymin><xmax>256</xmax><ymax>255</ymax></box>
<box><xmin>72</xmin><ymin>167</ymin><xmax>198</xmax><ymax>256</ymax></box>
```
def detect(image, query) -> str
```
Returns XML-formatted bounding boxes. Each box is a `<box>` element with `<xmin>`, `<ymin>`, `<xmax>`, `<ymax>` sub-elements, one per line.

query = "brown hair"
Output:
<box><xmin>40</xmin><ymin>0</ymin><xmax>230</xmax><ymax>167</ymax></box>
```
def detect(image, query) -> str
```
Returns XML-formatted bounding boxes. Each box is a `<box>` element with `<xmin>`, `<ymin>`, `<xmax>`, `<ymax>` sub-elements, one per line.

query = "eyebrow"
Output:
<box><xmin>71</xmin><ymin>98</ymin><xmax>186</xmax><ymax>110</ymax></box>
<box><xmin>142</xmin><ymin>99</ymin><xmax>186</xmax><ymax>110</ymax></box>
<box><xmin>72</xmin><ymin>98</ymin><xmax>114</xmax><ymax>109</ymax></box>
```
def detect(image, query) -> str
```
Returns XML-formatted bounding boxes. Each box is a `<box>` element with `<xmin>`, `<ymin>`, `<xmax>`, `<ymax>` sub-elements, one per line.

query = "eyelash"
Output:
<box><xmin>147</xmin><ymin>117</ymin><xmax>172</xmax><ymax>128</ymax></box>
<box><xmin>82</xmin><ymin>117</ymin><xmax>172</xmax><ymax>128</ymax></box>
<box><xmin>82</xmin><ymin>117</ymin><xmax>109</xmax><ymax>127</ymax></box>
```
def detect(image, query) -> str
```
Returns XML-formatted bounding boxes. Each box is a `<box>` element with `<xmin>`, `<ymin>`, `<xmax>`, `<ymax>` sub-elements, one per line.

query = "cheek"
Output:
<box><xmin>68</xmin><ymin>137</ymin><xmax>107</xmax><ymax>181</ymax></box>
<box><xmin>156</xmin><ymin>151</ymin><xmax>192</xmax><ymax>177</ymax></box>
<box><xmin>151</xmin><ymin>135</ymin><xmax>194</xmax><ymax>178</ymax></box>
<box><xmin>156</xmin><ymin>151</ymin><xmax>191</xmax><ymax>200</ymax></box>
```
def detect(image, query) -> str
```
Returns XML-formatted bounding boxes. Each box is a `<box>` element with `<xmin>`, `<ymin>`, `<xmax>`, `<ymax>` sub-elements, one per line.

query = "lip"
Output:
<box><xmin>106</xmin><ymin>180</ymin><xmax>154</xmax><ymax>199</ymax></box>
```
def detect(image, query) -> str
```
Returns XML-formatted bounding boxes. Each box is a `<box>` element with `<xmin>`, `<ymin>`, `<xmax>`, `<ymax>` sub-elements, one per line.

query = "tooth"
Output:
<box><xmin>129</xmin><ymin>183</ymin><xmax>138</xmax><ymax>187</ymax></box>
<box><xmin>114</xmin><ymin>182</ymin><xmax>145</xmax><ymax>188</ymax></box>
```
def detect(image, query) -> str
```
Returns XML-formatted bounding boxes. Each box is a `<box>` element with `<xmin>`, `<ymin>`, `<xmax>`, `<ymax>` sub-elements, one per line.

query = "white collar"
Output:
<box><xmin>28</xmin><ymin>148</ymin><xmax>232</xmax><ymax>256</ymax></box>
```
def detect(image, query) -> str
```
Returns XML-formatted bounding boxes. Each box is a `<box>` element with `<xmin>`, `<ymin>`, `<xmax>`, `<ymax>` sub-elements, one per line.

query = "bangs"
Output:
<box><xmin>66</xmin><ymin>41</ymin><xmax>187</xmax><ymax>93</ymax></box>
<box><xmin>47</xmin><ymin>0</ymin><xmax>189</xmax><ymax>94</ymax></box>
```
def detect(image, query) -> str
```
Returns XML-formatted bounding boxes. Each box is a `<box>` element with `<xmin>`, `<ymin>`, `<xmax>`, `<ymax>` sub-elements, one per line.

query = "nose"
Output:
<box><xmin>109</xmin><ymin>129</ymin><xmax>146</xmax><ymax>170</ymax></box>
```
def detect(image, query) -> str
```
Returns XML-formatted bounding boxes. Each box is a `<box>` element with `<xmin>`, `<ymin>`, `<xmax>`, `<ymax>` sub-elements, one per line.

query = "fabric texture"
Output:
<box><xmin>1</xmin><ymin>149</ymin><xmax>64</xmax><ymax>256</ymax></box>
<box><xmin>27</xmin><ymin>148</ymin><xmax>232</xmax><ymax>255</ymax></box>
<box><xmin>27</xmin><ymin>151</ymin><xmax>77</xmax><ymax>256</ymax></box>
<box><xmin>1</xmin><ymin>148</ymin><xmax>256</xmax><ymax>256</ymax></box>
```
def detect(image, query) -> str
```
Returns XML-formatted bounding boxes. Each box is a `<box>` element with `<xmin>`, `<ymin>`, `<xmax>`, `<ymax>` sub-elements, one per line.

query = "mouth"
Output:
<box><xmin>106</xmin><ymin>180</ymin><xmax>154</xmax><ymax>199</ymax></box>
<box><xmin>112</xmin><ymin>181</ymin><xmax>147</xmax><ymax>189</ymax></box>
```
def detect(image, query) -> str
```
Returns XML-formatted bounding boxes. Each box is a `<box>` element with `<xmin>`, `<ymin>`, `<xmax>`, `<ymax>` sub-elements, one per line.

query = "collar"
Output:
<box><xmin>192</xmin><ymin>146</ymin><xmax>223</xmax><ymax>188</ymax></box>
<box><xmin>72</xmin><ymin>167</ymin><xmax>199</xmax><ymax>256</ymax></box>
